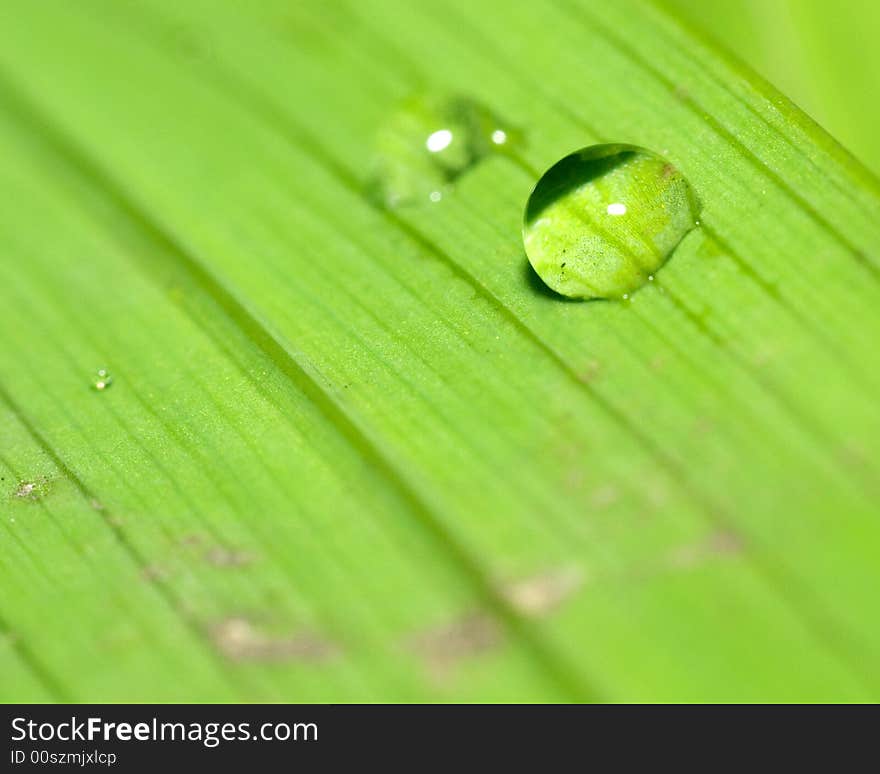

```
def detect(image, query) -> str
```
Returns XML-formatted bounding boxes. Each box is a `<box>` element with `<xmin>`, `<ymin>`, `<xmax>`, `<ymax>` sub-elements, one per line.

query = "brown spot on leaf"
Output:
<box><xmin>706</xmin><ymin>529</ymin><xmax>745</xmax><ymax>555</ymax></box>
<box><xmin>13</xmin><ymin>478</ymin><xmax>50</xmax><ymax>501</ymax></box>
<box><xmin>204</xmin><ymin>546</ymin><xmax>255</xmax><ymax>568</ymax></box>
<box><xmin>838</xmin><ymin>441</ymin><xmax>869</xmax><ymax>470</ymax></box>
<box><xmin>673</xmin><ymin>85</ymin><xmax>691</xmax><ymax>103</ymax></box>
<box><xmin>410</xmin><ymin>613</ymin><xmax>501</xmax><ymax>674</ymax></box>
<box><xmin>410</xmin><ymin>566</ymin><xmax>583</xmax><ymax>675</ymax></box>
<box><xmin>590</xmin><ymin>484</ymin><xmax>620</xmax><ymax>509</ymax></box>
<box><xmin>15</xmin><ymin>482</ymin><xmax>36</xmax><ymax>498</ymax></box>
<box><xmin>692</xmin><ymin>417</ymin><xmax>713</xmax><ymax>436</ymax></box>
<box><xmin>668</xmin><ymin>529</ymin><xmax>745</xmax><ymax>570</ymax></box>
<box><xmin>141</xmin><ymin>564</ymin><xmax>168</xmax><ymax>582</ymax></box>
<box><xmin>649</xmin><ymin>355</ymin><xmax>667</xmax><ymax>372</ymax></box>
<box><xmin>501</xmin><ymin>566</ymin><xmax>584</xmax><ymax>617</ymax></box>
<box><xmin>577</xmin><ymin>359</ymin><xmax>602</xmax><ymax>384</ymax></box>
<box><xmin>210</xmin><ymin>617</ymin><xmax>338</xmax><ymax>664</ymax></box>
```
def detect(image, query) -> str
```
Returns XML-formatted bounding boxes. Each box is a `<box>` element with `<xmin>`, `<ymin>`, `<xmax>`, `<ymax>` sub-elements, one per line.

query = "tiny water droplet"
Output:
<box><xmin>91</xmin><ymin>368</ymin><xmax>113</xmax><ymax>391</ymax></box>
<box><xmin>370</xmin><ymin>93</ymin><xmax>520</xmax><ymax>208</ymax></box>
<box><xmin>523</xmin><ymin>144</ymin><xmax>701</xmax><ymax>300</ymax></box>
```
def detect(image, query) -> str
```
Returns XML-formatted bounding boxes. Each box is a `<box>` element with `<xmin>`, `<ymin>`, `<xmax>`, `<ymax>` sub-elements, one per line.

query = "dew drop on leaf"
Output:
<box><xmin>91</xmin><ymin>368</ymin><xmax>113</xmax><ymax>391</ymax></box>
<box><xmin>523</xmin><ymin>144</ymin><xmax>701</xmax><ymax>300</ymax></box>
<box><xmin>369</xmin><ymin>93</ymin><xmax>520</xmax><ymax>208</ymax></box>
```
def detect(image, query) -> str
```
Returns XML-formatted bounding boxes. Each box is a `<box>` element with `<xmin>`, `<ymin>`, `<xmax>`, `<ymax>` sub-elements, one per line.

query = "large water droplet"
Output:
<box><xmin>370</xmin><ymin>93</ymin><xmax>520</xmax><ymax>208</ymax></box>
<box><xmin>523</xmin><ymin>145</ymin><xmax>701</xmax><ymax>300</ymax></box>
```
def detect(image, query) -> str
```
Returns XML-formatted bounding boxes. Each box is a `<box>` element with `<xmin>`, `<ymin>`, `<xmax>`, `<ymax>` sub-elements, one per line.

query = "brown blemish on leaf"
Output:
<box><xmin>204</xmin><ymin>546</ymin><xmax>255</xmax><ymax>568</ymax></box>
<box><xmin>14</xmin><ymin>482</ymin><xmax>37</xmax><ymax>498</ymax></box>
<box><xmin>706</xmin><ymin>529</ymin><xmax>745</xmax><ymax>555</ymax></box>
<box><xmin>649</xmin><ymin>355</ymin><xmax>667</xmax><ymax>372</ymax></box>
<box><xmin>410</xmin><ymin>613</ymin><xmax>502</xmax><ymax>674</ymax></box>
<box><xmin>751</xmin><ymin>342</ymin><xmax>780</xmax><ymax>367</ymax></box>
<box><xmin>141</xmin><ymin>564</ymin><xmax>168</xmax><ymax>582</ymax></box>
<box><xmin>13</xmin><ymin>478</ymin><xmax>50</xmax><ymax>501</ymax></box>
<box><xmin>411</xmin><ymin>566</ymin><xmax>583</xmax><ymax>674</ymax></box>
<box><xmin>501</xmin><ymin>566</ymin><xmax>584</xmax><ymax>617</ymax></box>
<box><xmin>838</xmin><ymin>441</ymin><xmax>869</xmax><ymax>469</ymax></box>
<box><xmin>564</xmin><ymin>468</ymin><xmax>585</xmax><ymax>492</ymax></box>
<box><xmin>590</xmin><ymin>483</ymin><xmax>620</xmax><ymax>509</ymax></box>
<box><xmin>692</xmin><ymin>417</ymin><xmax>714</xmax><ymax>436</ymax></box>
<box><xmin>667</xmin><ymin>529</ymin><xmax>745</xmax><ymax>570</ymax></box>
<box><xmin>577</xmin><ymin>359</ymin><xmax>602</xmax><ymax>384</ymax></box>
<box><xmin>210</xmin><ymin>617</ymin><xmax>338</xmax><ymax>664</ymax></box>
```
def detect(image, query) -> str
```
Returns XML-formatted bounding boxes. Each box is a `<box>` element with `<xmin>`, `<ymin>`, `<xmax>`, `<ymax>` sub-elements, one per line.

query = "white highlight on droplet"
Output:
<box><xmin>429</xmin><ymin>190</ymin><xmax>443</xmax><ymax>202</ymax></box>
<box><xmin>607</xmin><ymin>202</ymin><xmax>627</xmax><ymax>216</ymax></box>
<box><xmin>491</xmin><ymin>129</ymin><xmax>507</xmax><ymax>145</ymax></box>
<box><xmin>426</xmin><ymin>129</ymin><xmax>453</xmax><ymax>153</ymax></box>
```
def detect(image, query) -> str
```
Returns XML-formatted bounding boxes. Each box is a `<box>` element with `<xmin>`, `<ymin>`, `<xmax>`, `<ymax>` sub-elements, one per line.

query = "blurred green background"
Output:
<box><xmin>663</xmin><ymin>0</ymin><xmax>880</xmax><ymax>175</ymax></box>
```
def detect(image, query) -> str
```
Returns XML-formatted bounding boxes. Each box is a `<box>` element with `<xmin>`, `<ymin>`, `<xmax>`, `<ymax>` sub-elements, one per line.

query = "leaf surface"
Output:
<box><xmin>0</xmin><ymin>0</ymin><xmax>878</xmax><ymax>701</ymax></box>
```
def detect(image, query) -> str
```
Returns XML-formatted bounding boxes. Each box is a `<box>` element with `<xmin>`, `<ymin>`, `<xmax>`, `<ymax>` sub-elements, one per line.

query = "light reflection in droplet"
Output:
<box><xmin>606</xmin><ymin>202</ymin><xmax>627</xmax><ymax>216</ymax></box>
<box><xmin>491</xmin><ymin>129</ymin><xmax>508</xmax><ymax>145</ymax></box>
<box><xmin>425</xmin><ymin>129</ymin><xmax>453</xmax><ymax>153</ymax></box>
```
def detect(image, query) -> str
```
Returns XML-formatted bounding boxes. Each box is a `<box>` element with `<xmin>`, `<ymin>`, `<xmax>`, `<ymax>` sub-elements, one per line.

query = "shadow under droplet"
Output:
<box><xmin>523</xmin><ymin>258</ymin><xmax>592</xmax><ymax>303</ymax></box>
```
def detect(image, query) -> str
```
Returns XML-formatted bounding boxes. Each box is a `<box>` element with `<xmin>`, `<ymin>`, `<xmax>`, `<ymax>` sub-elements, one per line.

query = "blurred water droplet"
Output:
<box><xmin>523</xmin><ymin>144</ymin><xmax>701</xmax><ymax>300</ymax></box>
<box><xmin>370</xmin><ymin>93</ymin><xmax>521</xmax><ymax>208</ymax></box>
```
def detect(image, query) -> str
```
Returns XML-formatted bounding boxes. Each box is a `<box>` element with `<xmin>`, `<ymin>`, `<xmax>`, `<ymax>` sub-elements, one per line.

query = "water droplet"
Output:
<box><xmin>523</xmin><ymin>144</ymin><xmax>701</xmax><ymax>300</ymax></box>
<box><xmin>370</xmin><ymin>93</ymin><xmax>520</xmax><ymax>208</ymax></box>
<box><xmin>91</xmin><ymin>368</ymin><xmax>113</xmax><ymax>391</ymax></box>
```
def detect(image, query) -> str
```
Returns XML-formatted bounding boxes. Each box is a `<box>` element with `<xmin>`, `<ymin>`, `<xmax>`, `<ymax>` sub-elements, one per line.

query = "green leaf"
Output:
<box><xmin>0</xmin><ymin>0</ymin><xmax>878</xmax><ymax>701</ymax></box>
